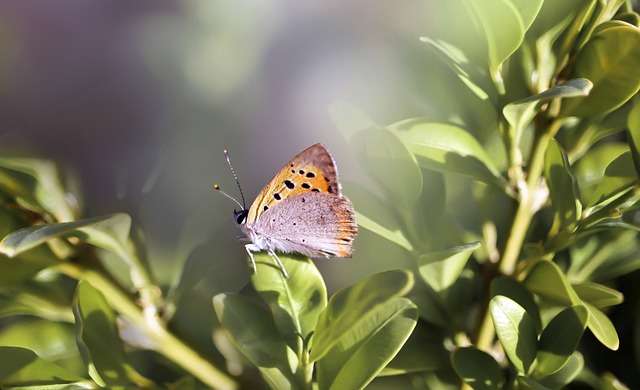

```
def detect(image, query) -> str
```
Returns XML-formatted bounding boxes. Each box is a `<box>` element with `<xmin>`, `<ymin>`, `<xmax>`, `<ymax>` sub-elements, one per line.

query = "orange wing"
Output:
<box><xmin>246</xmin><ymin>143</ymin><xmax>342</xmax><ymax>223</ymax></box>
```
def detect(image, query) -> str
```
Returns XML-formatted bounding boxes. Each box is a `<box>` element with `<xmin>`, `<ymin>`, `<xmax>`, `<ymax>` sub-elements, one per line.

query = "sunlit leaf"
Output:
<box><xmin>490</xmin><ymin>295</ymin><xmax>537</xmax><ymax>374</ymax></box>
<box><xmin>535</xmin><ymin>305</ymin><xmax>588</xmax><ymax>375</ymax></box>
<box><xmin>417</xmin><ymin>242</ymin><xmax>480</xmax><ymax>294</ymax></box>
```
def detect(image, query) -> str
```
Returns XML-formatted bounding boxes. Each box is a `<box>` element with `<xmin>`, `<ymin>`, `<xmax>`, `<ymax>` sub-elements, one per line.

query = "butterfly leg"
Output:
<box><xmin>268</xmin><ymin>250</ymin><xmax>289</xmax><ymax>278</ymax></box>
<box><xmin>244</xmin><ymin>244</ymin><xmax>258</xmax><ymax>274</ymax></box>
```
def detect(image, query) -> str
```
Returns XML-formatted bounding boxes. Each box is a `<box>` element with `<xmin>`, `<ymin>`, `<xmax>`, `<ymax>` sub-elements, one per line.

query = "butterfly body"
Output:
<box><xmin>231</xmin><ymin>143</ymin><xmax>357</xmax><ymax>277</ymax></box>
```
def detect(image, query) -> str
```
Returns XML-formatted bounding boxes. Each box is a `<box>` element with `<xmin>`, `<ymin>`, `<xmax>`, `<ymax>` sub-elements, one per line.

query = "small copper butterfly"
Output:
<box><xmin>215</xmin><ymin>143</ymin><xmax>358</xmax><ymax>277</ymax></box>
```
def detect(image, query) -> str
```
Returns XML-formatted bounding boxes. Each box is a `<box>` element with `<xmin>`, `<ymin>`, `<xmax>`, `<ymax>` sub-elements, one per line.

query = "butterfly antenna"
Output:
<box><xmin>213</xmin><ymin>183</ymin><xmax>244</xmax><ymax>210</ymax></box>
<box><xmin>218</xmin><ymin>149</ymin><xmax>247</xmax><ymax>210</ymax></box>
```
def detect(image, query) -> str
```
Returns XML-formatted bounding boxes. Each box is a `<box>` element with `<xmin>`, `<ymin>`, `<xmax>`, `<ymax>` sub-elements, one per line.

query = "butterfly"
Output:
<box><xmin>215</xmin><ymin>143</ymin><xmax>357</xmax><ymax>277</ymax></box>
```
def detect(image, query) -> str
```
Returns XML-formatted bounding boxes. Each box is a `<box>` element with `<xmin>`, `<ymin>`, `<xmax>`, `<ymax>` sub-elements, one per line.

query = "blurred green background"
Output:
<box><xmin>0</xmin><ymin>1</ymin><xmax>450</xmax><ymax>293</ymax></box>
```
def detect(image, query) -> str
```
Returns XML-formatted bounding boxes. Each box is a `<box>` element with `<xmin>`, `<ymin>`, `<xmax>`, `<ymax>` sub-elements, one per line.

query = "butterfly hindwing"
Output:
<box><xmin>251</xmin><ymin>192</ymin><xmax>357</xmax><ymax>258</ymax></box>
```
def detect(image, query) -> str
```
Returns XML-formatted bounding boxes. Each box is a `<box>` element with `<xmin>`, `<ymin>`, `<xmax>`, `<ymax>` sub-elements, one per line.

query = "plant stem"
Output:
<box><xmin>475</xmin><ymin>119</ymin><xmax>562</xmax><ymax>350</ymax></box>
<box><xmin>56</xmin><ymin>262</ymin><xmax>238</xmax><ymax>390</ymax></box>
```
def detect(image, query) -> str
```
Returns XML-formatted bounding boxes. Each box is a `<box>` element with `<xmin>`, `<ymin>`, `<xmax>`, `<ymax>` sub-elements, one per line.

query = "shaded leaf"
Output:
<box><xmin>0</xmin><ymin>346</ymin><xmax>87</xmax><ymax>388</ymax></box>
<box><xmin>535</xmin><ymin>305</ymin><xmax>588</xmax><ymax>375</ymax></box>
<box><xmin>586</xmin><ymin>151</ymin><xmax>637</xmax><ymax>209</ymax></box>
<box><xmin>73</xmin><ymin>280</ymin><xmax>150</xmax><ymax>387</ymax></box>
<box><xmin>451</xmin><ymin>346</ymin><xmax>505</xmax><ymax>390</ymax></box>
<box><xmin>628</xmin><ymin>100</ymin><xmax>640</xmax><ymax>176</ymax></box>
<box><xmin>544</xmin><ymin>139</ymin><xmax>581</xmax><ymax>230</ymax></box>
<box><xmin>537</xmin><ymin>352</ymin><xmax>584</xmax><ymax>389</ymax></box>
<box><xmin>213</xmin><ymin>293</ymin><xmax>303</xmax><ymax>389</ymax></box>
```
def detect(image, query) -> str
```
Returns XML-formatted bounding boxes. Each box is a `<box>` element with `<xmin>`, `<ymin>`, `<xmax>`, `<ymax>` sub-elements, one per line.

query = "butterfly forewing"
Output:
<box><xmin>246</xmin><ymin>143</ymin><xmax>342</xmax><ymax>223</ymax></box>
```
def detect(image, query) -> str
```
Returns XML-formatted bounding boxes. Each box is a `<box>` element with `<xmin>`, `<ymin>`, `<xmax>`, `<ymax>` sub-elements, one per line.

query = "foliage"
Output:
<box><xmin>1</xmin><ymin>0</ymin><xmax>640</xmax><ymax>389</ymax></box>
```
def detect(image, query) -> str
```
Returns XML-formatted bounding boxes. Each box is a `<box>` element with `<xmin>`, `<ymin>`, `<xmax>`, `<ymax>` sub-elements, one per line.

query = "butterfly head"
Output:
<box><xmin>233</xmin><ymin>208</ymin><xmax>249</xmax><ymax>225</ymax></box>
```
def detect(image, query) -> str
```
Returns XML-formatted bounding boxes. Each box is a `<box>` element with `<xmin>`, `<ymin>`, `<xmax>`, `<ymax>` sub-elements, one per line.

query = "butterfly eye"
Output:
<box><xmin>233</xmin><ymin>209</ymin><xmax>248</xmax><ymax>225</ymax></box>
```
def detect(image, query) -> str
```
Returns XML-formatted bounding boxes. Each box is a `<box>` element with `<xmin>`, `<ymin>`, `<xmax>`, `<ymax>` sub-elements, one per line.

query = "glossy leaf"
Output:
<box><xmin>491</xmin><ymin>276</ymin><xmax>542</xmax><ymax>332</ymax></box>
<box><xmin>573</xmin><ymin>282</ymin><xmax>624</xmax><ymax>308</ymax></box>
<box><xmin>515</xmin><ymin>376</ymin><xmax>551</xmax><ymax>390</ymax></box>
<box><xmin>523</xmin><ymin>261</ymin><xmax>581</xmax><ymax>305</ymax></box>
<box><xmin>0</xmin><ymin>346</ymin><xmax>87</xmax><ymax>388</ymax></box>
<box><xmin>417</xmin><ymin>241</ymin><xmax>480</xmax><ymax>294</ymax></box>
<box><xmin>584</xmin><ymin>302</ymin><xmax>619</xmax><ymax>351</ymax></box>
<box><xmin>544</xmin><ymin>139</ymin><xmax>581</xmax><ymax>230</ymax></box>
<box><xmin>250</xmin><ymin>252</ymin><xmax>327</xmax><ymax>341</ymax></box>
<box><xmin>535</xmin><ymin>305</ymin><xmax>588</xmax><ymax>375</ymax></box>
<box><xmin>213</xmin><ymin>293</ymin><xmax>303</xmax><ymax>389</ymax></box>
<box><xmin>463</xmin><ymin>0</ymin><xmax>525</xmax><ymax>78</ymax></box>
<box><xmin>73</xmin><ymin>280</ymin><xmax>150</xmax><ymax>387</ymax></box>
<box><xmin>390</xmin><ymin>120</ymin><xmax>505</xmax><ymax>188</ymax></box>
<box><xmin>560</xmin><ymin>25</ymin><xmax>640</xmax><ymax>117</ymax></box>
<box><xmin>310</xmin><ymin>270</ymin><xmax>414</xmax><ymax>362</ymax></box>
<box><xmin>490</xmin><ymin>295</ymin><xmax>537</xmax><ymax>374</ymax></box>
<box><xmin>451</xmin><ymin>346</ymin><xmax>505</xmax><ymax>390</ymax></box>
<box><xmin>315</xmin><ymin>297</ymin><xmax>417</xmax><ymax>390</ymax></box>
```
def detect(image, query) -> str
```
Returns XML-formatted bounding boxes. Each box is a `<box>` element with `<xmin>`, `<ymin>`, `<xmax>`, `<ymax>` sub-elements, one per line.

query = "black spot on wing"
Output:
<box><xmin>284</xmin><ymin>179</ymin><xmax>295</xmax><ymax>189</ymax></box>
<box><xmin>274</xmin><ymin>193</ymin><xmax>282</xmax><ymax>200</ymax></box>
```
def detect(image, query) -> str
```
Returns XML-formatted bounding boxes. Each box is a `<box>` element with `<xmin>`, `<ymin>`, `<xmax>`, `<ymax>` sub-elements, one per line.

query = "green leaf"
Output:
<box><xmin>503</xmin><ymin>79</ymin><xmax>592</xmax><ymax>156</ymax></box>
<box><xmin>0</xmin><ymin>158</ymin><xmax>77</xmax><ymax>223</ymax></box>
<box><xmin>490</xmin><ymin>276</ymin><xmax>542</xmax><ymax>333</ymax></box>
<box><xmin>315</xmin><ymin>297</ymin><xmax>417</xmax><ymax>390</ymax></box>
<box><xmin>523</xmin><ymin>261</ymin><xmax>581</xmax><ymax>305</ymax></box>
<box><xmin>560</xmin><ymin>25</ymin><xmax>640</xmax><ymax>118</ymax></box>
<box><xmin>535</xmin><ymin>305</ymin><xmax>588</xmax><ymax>375</ymax></box>
<box><xmin>379</xmin><ymin>322</ymin><xmax>449</xmax><ymax>376</ymax></box>
<box><xmin>390</xmin><ymin>120</ymin><xmax>506</xmax><ymax>188</ymax></box>
<box><xmin>310</xmin><ymin>269</ymin><xmax>414</xmax><ymax>362</ymax></box>
<box><xmin>537</xmin><ymin>352</ymin><xmax>584</xmax><ymax>389</ymax></box>
<box><xmin>627</xmin><ymin>100</ymin><xmax>640</xmax><ymax>175</ymax></box>
<box><xmin>355</xmin><ymin>212</ymin><xmax>413</xmax><ymax>252</ymax></box>
<box><xmin>584</xmin><ymin>302</ymin><xmax>619</xmax><ymax>350</ymax></box>
<box><xmin>417</xmin><ymin>242</ymin><xmax>480</xmax><ymax>294</ymax></box>
<box><xmin>510</xmin><ymin>0</ymin><xmax>544</xmax><ymax>33</ymax></box>
<box><xmin>73</xmin><ymin>280</ymin><xmax>150</xmax><ymax>387</ymax></box>
<box><xmin>490</xmin><ymin>295</ymin><xmax>538</xmax><ymax>374</ymax></box>
<box><xmin>329</xmin><ymin>100</ymin><xmax>377</xmax><ymax>143</ymax></box>
<box><xmin>544</xmin><ymin>139</ymin><xmax>581</xmax><ymax>230</ymax></box>
<box><xmin>0</xmin><ymin>214</ymin><xmax>132</xmax><ymax>261</ymax></box>
<box><xmin>451</xmin><ymin>346</ymin><xmax>505</xmax><ymax>390</ymax></box>
<box><xmin>586</xmin><ymin>151</ymin><xmax>637</xmax><ymax>209</ymax></box>
<box><xmin>250</xmin><ymin>252</ymin><xmax>327</xmax><ymax>341</ymax></box>
<box><xmin>573</xmin><ymin>143</ymin><xmax>629</xmax><ymax>205</ymax></box>
<box><xmin>213</xmin><ymin>293</ymin><xmax>303</xmax><ymax>389</ymax></box>
<box><xmin>419</xmin><ymin>37</ymin><xmax>496</xmax><ymax>103</ymax></box>
<box><xmin>0</xmin><ymin>319</ymin><xmax>81</xmax><ymax>374</ymax></box>
<box><xmin>361</xmin><ymin>128</ymin><xmax>424</xmax><ymax>215</ymax></box>
<box><xmin>516</xmin><ymin>376</ymin><xmax>553</xmax><ymax>390</ymax></box>
<box><xmin>573</xmin><ymin>282</ymin><xmax>624</xmax><ymax>308</ymax></box>
<box><xmin>0</xmin><ymin>346</ymin><xmax>87</xmax><ymax>387</ymax></box>
<box><xmin>463</xmin><ymin>0</ymin><xmax>525</xmax><ymax>78</ymax></box>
